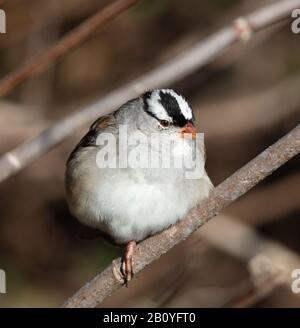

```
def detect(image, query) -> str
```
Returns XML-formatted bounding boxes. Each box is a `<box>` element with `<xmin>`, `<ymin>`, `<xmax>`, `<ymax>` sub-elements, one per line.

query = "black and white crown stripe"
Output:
<box><xmin>143</xmin><ymin>89</ymin><xmax>194</xmax><ymax>127</ymax></box>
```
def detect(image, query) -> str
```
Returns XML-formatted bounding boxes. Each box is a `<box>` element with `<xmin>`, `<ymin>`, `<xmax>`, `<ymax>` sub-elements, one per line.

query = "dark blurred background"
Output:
<box><xmin>0</xmin><ymin>0</ymin><xmax>299</xmax><ymax>307</ymax></box>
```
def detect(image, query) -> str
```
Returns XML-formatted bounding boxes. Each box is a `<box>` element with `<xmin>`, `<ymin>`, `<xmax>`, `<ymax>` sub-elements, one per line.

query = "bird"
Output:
<box><xmin>65</xmin><ymin>89</ymin><xmax>213</xmax><ymax>284</ymax></box>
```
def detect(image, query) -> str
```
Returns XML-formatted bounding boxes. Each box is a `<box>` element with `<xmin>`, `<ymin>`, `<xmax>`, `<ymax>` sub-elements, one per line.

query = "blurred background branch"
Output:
<box><xmin>0</xmin><ymin>0</ymin><xmax>141</xmax><ymax>96</ymax></box>
<box><xmin>199</xmin><ymin>215</ymin><xmax>300</xmax><ymax>307</ymax></box>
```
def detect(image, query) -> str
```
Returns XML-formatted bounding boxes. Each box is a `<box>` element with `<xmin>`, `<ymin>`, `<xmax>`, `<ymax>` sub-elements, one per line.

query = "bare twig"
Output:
<box><xmin>62</xmin><ymin>124</ymin><xmax>300</xmax><ymax>308</ymax></box>
<box><xmin>0</xmin><ymin>0</ymin><xmax>141</xmax><ymax>96</ymax></box>
<box><xmin>111</xmin><ymin>212</ymin><xmax>300</xmax><ymax>308</ymax></box>
<box><xmin>0</xmin><ymin>0</ymin><xmax>299</xmax><ymax>183</ymax></box>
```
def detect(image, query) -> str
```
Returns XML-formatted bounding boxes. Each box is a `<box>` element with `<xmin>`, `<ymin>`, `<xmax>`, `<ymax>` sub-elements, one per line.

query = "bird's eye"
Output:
<box><xmin>159</xmin><ymin>120</ymin><xmax>170</xmax><ymax>128</ymax></box>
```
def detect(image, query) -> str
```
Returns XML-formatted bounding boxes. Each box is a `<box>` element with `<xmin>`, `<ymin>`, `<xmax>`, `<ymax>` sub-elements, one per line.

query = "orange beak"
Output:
<box><xmin>180</xmin><ymin>122</ymin><xmax>197</xmax><ymax>140</ymax></box>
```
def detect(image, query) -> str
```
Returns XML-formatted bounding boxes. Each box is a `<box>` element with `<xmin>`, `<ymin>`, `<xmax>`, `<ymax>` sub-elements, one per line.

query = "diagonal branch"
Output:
<box><xmin>0</xmin><ymin>0</ymin><xmax>141</xmax><ymax>96</ymax></box>
<box><xmin>62</xmin><ymin>124</ymin><xmax>300</xmax><ymax>308</ymax></box>
<box><xmin>0</xmin><ymin>0</ymin><xmax>299</xmax><ymax>183</ymax></box>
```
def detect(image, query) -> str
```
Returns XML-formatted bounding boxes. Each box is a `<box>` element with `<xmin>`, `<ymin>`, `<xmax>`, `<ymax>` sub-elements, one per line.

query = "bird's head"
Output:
<box><xmin>139</xmin><ymin>89</ymin><xmax>197</xmax><ymax>139</ymax></box>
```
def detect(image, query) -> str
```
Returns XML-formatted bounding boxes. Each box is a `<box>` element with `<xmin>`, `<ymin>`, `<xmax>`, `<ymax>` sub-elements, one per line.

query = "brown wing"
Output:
<box><xmin>67</xmin><ymin>113</ymin><xmax>116</xmax><ymax>163</ymax></box>
<box><xmin>89</xmin><ymin>113</ymin><xmax>116</xmax><ymax>131</ymax></box>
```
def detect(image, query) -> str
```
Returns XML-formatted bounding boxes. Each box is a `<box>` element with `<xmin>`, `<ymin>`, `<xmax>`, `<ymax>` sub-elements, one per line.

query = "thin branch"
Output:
<box><xmin>109</xmin><ymin>213</ymin><xmax>300</xmax><ymax>307</ymax></box>
<box><xmin>0</xmin><ymin>0</ymin><xmax>141</xmax><ymax>96</ymax></box>
<box><xmin>62</xmin><ymin>124</ymin><xmax>300</xmax><ymax>308</ymax></box>
<box><xmin>0</xmin><ymin>0</ymin><xmax>299</xmax><ymax>183</ymax></box>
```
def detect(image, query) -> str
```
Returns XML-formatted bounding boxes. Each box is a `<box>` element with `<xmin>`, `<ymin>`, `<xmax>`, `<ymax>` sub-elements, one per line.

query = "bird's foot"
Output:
<box><xmin>121</xmin><ymin>241</ymin><xmax>136</xmax><ymax>286</ymax></box>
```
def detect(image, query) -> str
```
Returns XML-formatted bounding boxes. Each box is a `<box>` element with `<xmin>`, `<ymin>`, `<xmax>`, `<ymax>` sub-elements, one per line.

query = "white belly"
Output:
<box><xmin>66</xmin><ymin>133</ymin><xmax>213</xmax><ymax>244</ymax></box>
<box><xmin>67</xmin><ymin>165</ymin><xmax>212</xmax><ymax>244</ymax></box>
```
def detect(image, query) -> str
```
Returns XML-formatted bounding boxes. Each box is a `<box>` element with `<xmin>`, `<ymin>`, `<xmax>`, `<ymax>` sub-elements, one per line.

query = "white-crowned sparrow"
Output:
<box><xmin>65</xmin><ymin>89</ymin><xmax>213</xmax><ymax>283</ymax></box>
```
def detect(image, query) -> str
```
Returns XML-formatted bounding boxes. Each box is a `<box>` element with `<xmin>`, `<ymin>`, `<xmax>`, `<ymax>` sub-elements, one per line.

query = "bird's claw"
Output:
<box><xmin>111</xmin><ymin>241</ymin><xmax>136</xmax><ymax>286</ymax></box>
<box><xmin>121</xmin><ymin>241</ymin><xmax>136</xmax><ymax>286</ymax></box>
